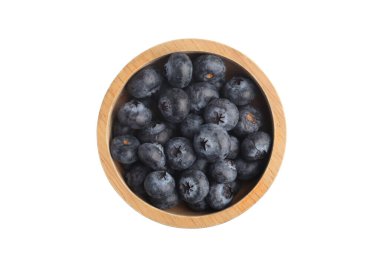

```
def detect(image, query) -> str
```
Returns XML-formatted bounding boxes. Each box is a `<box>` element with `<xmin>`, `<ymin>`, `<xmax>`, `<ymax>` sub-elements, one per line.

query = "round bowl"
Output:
<box><xmin>97</xmin><ymin>39</ymin><xmax>286</xmax><ymax>228</ymax></box>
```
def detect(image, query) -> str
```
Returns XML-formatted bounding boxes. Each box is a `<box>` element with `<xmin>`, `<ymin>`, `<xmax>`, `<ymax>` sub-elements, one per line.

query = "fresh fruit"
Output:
<box><xmin>193</xmin><ymin>124</ymin><xmax>231</xmax><ymax>162</ymax></box>
<box><xmin>149</xmin><ymin>192</ymin><xmax>179</xmax><ymax>209</ymax></box>
<box><xmin>233</xmin><ymin>104</ymin><xmax>263</xmax><ymax>137</ymax></box>
<box><xmin>206</xmin><ymin>183</ymin><xmax>234</xmax><ymax>210</ymax></box>
<box><xmin>110</xmin><ymin>135</ymin><xmax>140</xmax><ymax>164</ymax></box>
<box><xmin>164</xmin><ymin>53</ymin><xmax>192</xmax><ymax>88</ymax></box>
<box><xmin>117</xmin><ymin>100</ymin><xmax>152</xmax><ymax>129</ymax></box>
<box><xmin>187</xmin><ymin>198</ymin><xmax>209</xmax><ymax>212</ymax></box>
<box><xmin>137</xmin><ymin>121</ymin><xmax>173</xmax><ymax>144</ymax></box>
<box><xmin>185</xmin><ymin>82</ymin><xmax>219</xmax><ymax>113</ymax></box>
<box><xmin>227</xmin><ymin>136</ymin><xmax>239</xmax><ymax>159</ymax></box>
<box><xmin>187</xmin><ymin>158</ymin><xmax>208</xmax><ymax>173</ymax></box>
<box><xmin>193</xmin><ymin>55</ymin><xmax>226</xmax><ymax>84</ymax></box>
<box><xmin>209</xmin><ymin>159</ymin><xmax>237</xmax><ymax>183</ymax></box>
<box><xmin>235</xmin><ymin>158</ymin><xmax>262</xmax><ymax>180</ymax></box>
<box><xmin>126</xmin><ymin>67</ymin><xmax>162</xmax><ymax>98</ymax></box>
<box><xmin>138</xmin><ymin>143</ymin><xmax>166</xmax><ymax>170</ymax></box>
<box><xmin>203</xmin><ymin>98</ymin><xmax>239</xmax><ymax>131</ymax></box>
<box><xmin>178</xmin><ymin>170</ymin><xmax>209</xmax><ymax>204</ymax></box>
<box><xmin>124</xmin><ymin>163</ymin><xmax>150</xmax><ymax>196</ymax></box>
<box><xmin>158</xmin><ymin>87</ymin><xmax>190</xmax><ymax>123</ymax></box>
<box><xmin>241</xmin><ymin>131</ymin><xmax>271</xmax><ymax>161</ymax></box>
<box><xmin>165</xmin><ymin>137</ymin><xmax>196</xmax><ymax>170</ymax></box>
<box><xmin>223</xmin><ymin>76</ymin><xmax>256</xmax><ymax>106</ymax></box>
<box><xmin>180</xmin><ymin>114</ymin><xmax>204</xmax><ymax>139</ymax></box>
<box><xmin>113</xmin><ymin>120</ymin><xmax>133</xmax><ymax>137</ymax></box>
<box><xmin>144</xmin><ymin>171</ymin><xmax>175</xmax><ymax>199</ymax></box>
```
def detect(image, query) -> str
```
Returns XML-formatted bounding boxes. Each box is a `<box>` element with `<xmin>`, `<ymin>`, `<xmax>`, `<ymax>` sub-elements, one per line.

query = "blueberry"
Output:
<box><xmin>187</xmin><ymin>158</ymin><xmax>208</xmax><ymax>173</ymax></box>
<box><xmin>158</xmin><ymin>87</ymin><xmax>190</xmax><ymax>123</ymax></box>
<box><xmin>113</xmin><ymin>120</ymin><xmax>133</xmax><ymax>137</ymax></box>
<box><xmin>193</xmin><ymin>124</ymin><xmax>231</xmax><ymax>162</ymax></box>
<box><xmin>110</xmin><ymin>135</ymin><xmax>140</xmax><ymax>164</ymax></box>
<box><xmin>126</xmin><ymin>67</ymin><xmax>162</xmax><ymax>98</ymax></box>
<box><xmin>137</xmin><ymin>121</ymin><xmax>173</xmax><ymax>144</ymax></box>
<box><xmin>209</xmin><ymin>159</ymin><xmax>237</xmax><ymax>183</ymax></box>
<box><xmin>165</xmin><ymin>137</ymin><xmax>196</xmax><ymax>170</ymax></box>
<box><xmin>241</xmin><ymin>131</ymin><xmax>271</xmax><ymax>161</ymax></box>
<box><xmin>233</xmin><ymin>104</ymin><xmax>263</xmax><ymax>137</ymax></box>
<box><xmin>185</xmin><ymin>82</ymin><xmax>219</xmax><ymax>113</ymax></box>
<box><xmin>193</xmin><ymin>54</ymin><xmax>226</xmax><ymax>84</ymax></box>
<box><xmin>144</xmin><ymin>171</ymin><xmax>175</xmax><ymax>199</ymax></box>
<box><xmin>187</xmin><ymin>198</ymin><xmax>209</xmax><ymax>212</ymax></box>
<box><xmin>138</xmin><ymin>143</ymin><xmax>166</xmax><ymax>170</ymax></box>
<box><xmin>117</xmin><ymin>100</ymin><xmax>152</xmax><ymax>129</ymax></box>
<box><xmin>149</xmin><ymin>192</ymin><xmax>179</xmax><ymax>210</ymax></box>
<box><xmin>164</xmin><ymin>53</ymin><xmax>192</xmax><ymax>88</ymax></box>
<box><xmin>203</xmin><ymin>98</ymin><xmax>239</xmax><ymax>131</ymax></box>
<box><xmin>178</xmin><ymin>170</ymin><xmax>209</xmax><ymax>204</ymax></box>
<box><xmin>226</xmin><ymin>180</ymin><xmax>242</xmax><ymax>195</ymax></box>
<box><xmin>227</xmin><ymin>136</ymin><xmax>239</xmax><ymax>159</ymax></box>
<box><xmin>223</xmin><ymin>77</ymin><xmax>256</xmax><ymax>106</ymax></box>
<box><xmin>180</xmin><ymin>114</ymin><xmax>204</xmax><ymax>139</ymax></box>
<box><xmin>124</xmin><ymin>163</ymin><xmax>150</xmax><ymax>196</ymax></box>
<box><xmin>206</xmin><ymin>183</ymin><xmax>234</xmax><ymax>211</ymax></box>
<box><xmin>235</xmin><ymin>158</ymin><xmax>262</xmax><ymax>180</ymax></box>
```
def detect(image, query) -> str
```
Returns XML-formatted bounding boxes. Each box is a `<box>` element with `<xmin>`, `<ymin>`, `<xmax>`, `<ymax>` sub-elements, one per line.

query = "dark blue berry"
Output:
<box><xmin>178</xmin><ymin>169</ymin><xmax>209</xmax><ymax>204</ymax></box>
<box><xmin>158</xmin><ymin>88</ymin><xmax>190</xmax><ymax>123</ymax></box>
<box><xmin>187</xmin><ymin>198</ymin><xmax>209</xmax><ymax>212</ymax></box>
<box><xmin>117</xmin><ymin>100</ymin><xmax>152</xmax><ymax>129</ymax></box>
<box><xmin>144</xmin><ymin>171</ymin><xmax>175</xmax><ymax>199</ymax></box>
<box><xmin>206</xmin><ymin>183</ymin><xmax>234</xmax><ymax>211</ymax></box>
<box><xmin>223</xmin><ymin>77</ymin><xmax>256</xmax><ymax>106</ymax></box>
<box><xmin>203</xmin><ymin>98</ymin><xmax>239</xmax><ymax>131</ymax></box>
<box><xmin>137</xmin><ymin>121</ymin><xmax>173</xmax><ymax>145</ymax></box>
<box><xmin>227</xmin><ymin>136</ymin><xmax>239</xmax><ymax>159</ymax></box>
<box><xmin>193</xmin><ymin>124</ymin><xmax>231</xmax><ymax>162</ymax></box>
<box><xmin>124</xmin><ymin>163</ymin><xmax>150</xmax><ymax>196</ymax></box>
<box><xmin>226</xmin><ymin>180</ymin><xmax>241</xmax><ymax>195</ymax></box>
<box><xmin>113</xmin><ymin>120</ymin><xmax>133</xmax><ymax>137</ymax></box>
<box><xmin>180</xmin><ymin>114</ymin><xmax>204</xmax><ymax>139</ymax></box>
<box><xmin>165</xmin><ymin>137</ymin><xmax>196</xmax><ymax>170</ymax></box>
<box><xmin>110</xmin><ymin>135</ymin><xmax>140</xmax><ymax>164</ymax></box>
<box><xmin>164</xmin><ymin>53</ymin><xmax>192</xmax><ymax>88</ymax></box>
<box><xmin>233</xmin><ymin>104</ymin><xmax>263</xmax><ymax>137</ymax></box>
<box><xmin>126</xmin><ymin>67</ymin><xmax>162</xmax><ymax>98</ymax></box>
<box><xmin>185</xmin><ymin>82</ymin><xmax>219</xmax><ymax>113</ymax></box>
<box><xmin>149</xmin><ymin>192</ymin><xmax>179</xmax><ymax>210</ymax></box>
<box><xmin>138</xmin><ymin>143</ymin><xmax>166</xmax><ymax>170</ymax></box>
<box><xmin>241</xmin><ymin>131</ymin><xmax>271</xmax><ymax>161</ymax></box>
<box><xmin>235</xmin><ymin>158</ymin><xmax>262</xmax><ymax>181</ymax></box>
<box><xmin>193</xmin><ymin>55</ymin><xmax>226</xmax><ymax>84</ymax></box>
<box><xmin>187</xmin><ymin>158</ymin><xmax>208</xmax><ymax>173</ymax></box>
<box><xmin>209</xmin><ymin>159</ymin><xmax>237</xmax><ymax>183</ymax></box>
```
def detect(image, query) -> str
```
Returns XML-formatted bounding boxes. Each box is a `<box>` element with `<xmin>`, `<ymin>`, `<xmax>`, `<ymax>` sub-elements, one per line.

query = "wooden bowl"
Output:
<box><xmin>97</xmin><ymin>39</ymin><xmax>286</xmax><ymax>228</ymax></box>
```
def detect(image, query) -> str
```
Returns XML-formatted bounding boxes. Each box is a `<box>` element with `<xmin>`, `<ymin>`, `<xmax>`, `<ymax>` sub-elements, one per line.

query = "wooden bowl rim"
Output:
<box><xmin>97</xmin><ymin>39</ymin><xmax>286</xmax><ymax>228</ymax></box>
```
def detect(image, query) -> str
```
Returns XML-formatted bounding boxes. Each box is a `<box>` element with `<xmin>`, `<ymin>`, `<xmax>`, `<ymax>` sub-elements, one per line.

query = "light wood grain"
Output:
<box><xmin>97</xmin><ymin>39</ymin><xmax>286</xmax><ymax>228</ymax></box>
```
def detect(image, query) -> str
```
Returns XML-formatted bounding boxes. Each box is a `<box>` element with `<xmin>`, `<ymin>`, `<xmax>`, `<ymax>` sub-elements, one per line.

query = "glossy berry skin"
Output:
<box><xmin>227</xmin><ymin>136</ymin><xmax>239</xmax><ymax>159</ymax></box>
<box><xmin>187</xmin><ymin>158</ymin><xmax>208</xmax><ymax>173</ymax></box>
<box><xmin>165</xmin><ymin>137</ymin><xmax>196</xmax><ymax>170</ymax></box>
<box><xmin>149</xmin><ymin>192</ymin><xmax>179</xmax><ymax>210</ymax></box>
<box><xmin>209</xmin><ymin>159</ymin><xmax>237</xmax><ymax>183</ymax></box>
<box><xmin>187</xmin><ymin>198</ymin><xmax>209</xmax><ymax>212</ymax></box>
<box><xmin>178</xmin><ymin>170</ymin><xmax>209</xmax><ymax>204</ymax></box>
<box><xmin>113</xmin><ymin>120</ymin><xmax>133</xmax><ymax>137</ymax></box>
<box><xmin>193</xmin><ymin>55</ymin><xmax>226</xmax><ymax>84</ymax></box>
<box><xmin>185</xmin><ymin>82</ymin><xmax>219</xmax><ymax>113</ymax></box>
<box><xmin>233</xmin><ymin>104</ymin><xmax>263</xmax><ymax>137</ymax></box>
<box><xmin>241</xmin><ymin>131</ymin><xmax>271</xmax><ymax>161</ymax></box>
<box><xmin>203</xmin><ymin>98</ymin><xmax>239</xmax><ymax>131</ymax></box>
<box><xmin>206</xmin><ymin>183</ymin><xmax>234</xmax><ymax>211</ymax></box>
<box><xmin>193</xmin><ymin>124</ymin><xmax>231</xmax><ymax>162</ymax></box>
<box><xmin>144</xmin><ymin>171</ymin><xmax>175</xmax><ymax>199</ymax></box>
<box><xmin>180</xmin><ymin>114</ymin><xmax>204</xmax><ymax>139</ymax></box>
<box><xmin>138</xmin><ymin>143</ymin><xmax>166</xmax><ymax>170</ymax></box>
<box><xmin>126</xmin><ymin>67</ymin><xmax>162</xmax><ymax>98</ymax></box>
<box><xmin>235</xmin><ymin>158</ymin><xmax>262</xmax><ymax>180</ymax></box>
<box><xmin>158</xmin><ymin>88</ymin><xmax>190</xmax><ymax>123</ymax></box>
<box><xmin>164</xmin><ymin>53</ymin><xmax>192</xmax><ymax>88</ymax></box>
<box><xmin>137</xmin><ymin>121</ymin><xmax>173</xmax><ymax>145</ymax></box>
<box><xmin>117</xmin><ymin>100</ymin><xmax>152</xmax><ymax>129</ymax></box>
<box><xmin>110</xmin><ymin>135</ymin><xmax>140</xmax><ymax>164</ymax></box>
<box><xmin>125</xmin><ymin>163</ymin><xmax>150</xmax><ymax>196</ymax></box>
<box><xmin>223</xmin><ymin>77</ymin><xmax>256</xmax><ymax>106</ymax></box>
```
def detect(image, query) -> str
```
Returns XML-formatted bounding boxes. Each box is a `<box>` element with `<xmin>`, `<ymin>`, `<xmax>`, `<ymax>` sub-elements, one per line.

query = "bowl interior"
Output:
<box><xmin>110</xmin><ymin>52</ymin><xmax>274</xmax><ymax>216</ymax></box>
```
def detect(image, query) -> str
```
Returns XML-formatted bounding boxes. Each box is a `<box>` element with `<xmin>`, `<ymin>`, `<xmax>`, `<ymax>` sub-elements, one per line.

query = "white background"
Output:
<box><xmin>0</xmin><ymin>0</ymin><xmax>379</xmax><ymax>267</ymax></box>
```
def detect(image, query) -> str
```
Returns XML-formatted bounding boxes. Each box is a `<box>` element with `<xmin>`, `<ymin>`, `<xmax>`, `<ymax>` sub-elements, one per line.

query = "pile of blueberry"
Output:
<box><xmin>110</xmin><ymin>53</ymin><xmax>272</xmax><ymax>212</ymax></box>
